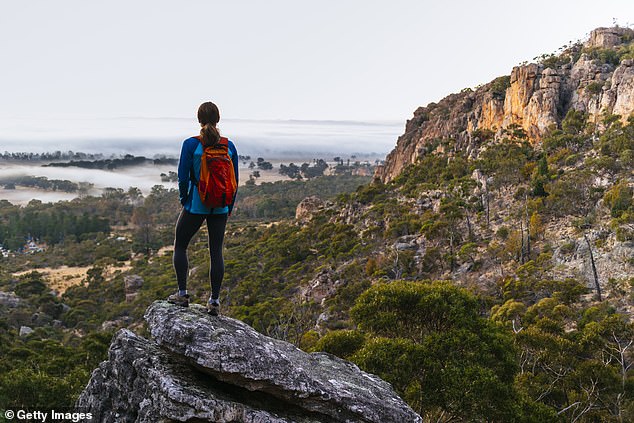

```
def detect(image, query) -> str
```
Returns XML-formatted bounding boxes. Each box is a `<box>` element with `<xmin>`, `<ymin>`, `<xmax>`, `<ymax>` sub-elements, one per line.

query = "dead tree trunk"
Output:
<box><xmin>584</xmin><ymin>233</ymin><xmax>602</xmax><ymax>301</ymax></box>
<box><xmin>465</xmin><ymin>209</ymin><xmax>473</xmax><ymax>240</ymax></box>
<box><xmin>520</xmin><ymin>219</ymin><xmax>525</xmax><ymax>264</ymax></box>
<box><xmin>525</xmin><ymin>194</ymin><xmax>531</xmax><ymax>260</ymax></box>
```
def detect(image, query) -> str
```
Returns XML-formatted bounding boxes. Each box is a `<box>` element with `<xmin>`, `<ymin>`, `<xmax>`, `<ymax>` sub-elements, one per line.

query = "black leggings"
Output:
<box><xmin>173</xmin><ymin>209</ymin><xmax>228</xmax><ymax>300</ymax></box>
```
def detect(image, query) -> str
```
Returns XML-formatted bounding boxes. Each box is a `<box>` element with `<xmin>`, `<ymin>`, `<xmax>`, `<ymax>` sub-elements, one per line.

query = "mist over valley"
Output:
<box><xmin>0</xmin><ymin>117</ymin><xmax>398</xmax><ymax>204</ymax></box>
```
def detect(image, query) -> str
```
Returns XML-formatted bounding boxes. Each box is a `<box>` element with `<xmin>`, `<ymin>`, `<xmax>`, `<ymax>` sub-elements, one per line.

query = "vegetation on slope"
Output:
<box><xmin>0</xmin><ymin>105</ymin><xmax>633</xmax><ymax>421</ymax></box>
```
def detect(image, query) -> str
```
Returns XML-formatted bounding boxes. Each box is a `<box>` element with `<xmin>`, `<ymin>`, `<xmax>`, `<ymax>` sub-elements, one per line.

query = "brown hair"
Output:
<box><xmin>197</xmin><ymin>102</ymin><xmax>221</xmax><ymax>147</ymax></box>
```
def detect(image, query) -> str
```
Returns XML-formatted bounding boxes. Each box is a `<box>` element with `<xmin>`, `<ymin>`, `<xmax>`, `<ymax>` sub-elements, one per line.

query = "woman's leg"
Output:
<box><xmin>173</xmin><ymin>209</ymin><xmax>206</xmax><ymax>292</ymax></box>
<box><xmin>206</xmin><ymin>213</ymin><xmax>228</xmax><ymax>301</ymax></box>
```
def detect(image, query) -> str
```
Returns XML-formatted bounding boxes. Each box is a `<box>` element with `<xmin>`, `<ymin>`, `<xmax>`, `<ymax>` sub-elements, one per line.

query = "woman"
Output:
<box><xmin>167</xmin><ymin>101</ymin><xmax>239</xmax><ymax>316</ymax></box>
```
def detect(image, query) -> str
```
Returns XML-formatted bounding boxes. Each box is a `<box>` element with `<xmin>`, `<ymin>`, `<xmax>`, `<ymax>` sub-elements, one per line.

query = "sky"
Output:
<box><xmin>1</xmin><ymin>0</ymin><xmax>634</xmax><ymax>123</ymax></box>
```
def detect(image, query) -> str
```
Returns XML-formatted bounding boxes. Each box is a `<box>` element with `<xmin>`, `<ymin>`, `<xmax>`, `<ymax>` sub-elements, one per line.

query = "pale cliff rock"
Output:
<box><xmin>551</xmin><ymin>228</ymin><xmax>634</xmax><ymax>288</ymax></box>
<box><xmin>586</xmin><ymin>27</ymin><xmax>633</xmax><ymax>49</ymax></box>
<box><xmin>300</xmin><ymin>269</ymin><xmax>341</xmax><ymax>305</ymax></box>
<box><xmin>78</xmin><ymin>301</ymin><xmax>421</xmax><ymax>423</ymax></box>
<box><xmin>504</xmin><ymin>66</ymin><xmax>562</xmax><ymax>139</ymax></box>
<box><xmin>377</xmin><ymin>27</ymin><xmax>634</xmax><ymax>182</ymax></box>
<box><xmin>604</xmin><ymin>59</ymin><xmax>634</xmax><ymax>117</ymax></box>
<box><xmin>296</xmin><ymin>196</ymin><xmax>326</xmax><ymax>223</ymax></box>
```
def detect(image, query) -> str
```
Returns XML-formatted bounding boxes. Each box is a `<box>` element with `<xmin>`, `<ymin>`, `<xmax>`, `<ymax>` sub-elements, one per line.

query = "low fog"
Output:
<box><xmin>0</xmin><ymin>163</ymin><xmax>177</xmax><ymax>205</ymax></box>
<box><xmin>0</xmin><ymin>117</ymin><xmax>402</xmax><ymax>158</ymax></box>
<box><xmin>0</xmin><ymin>117</ymin><xmax>398</xmax><ymax>205</ymax></box>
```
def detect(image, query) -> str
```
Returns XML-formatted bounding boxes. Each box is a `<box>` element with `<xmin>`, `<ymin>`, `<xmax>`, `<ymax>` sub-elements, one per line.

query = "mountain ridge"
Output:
<box><xmin>376</xmin><ymin>26</ymin><xmax>634</xmax><ymax>182</ymax></box>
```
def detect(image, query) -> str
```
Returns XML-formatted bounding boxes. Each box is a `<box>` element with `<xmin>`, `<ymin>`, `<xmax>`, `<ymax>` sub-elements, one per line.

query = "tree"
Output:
<box><xmin>318</xmin><ymin>281</ymin><xmax>526</xmax><ymax>421</ymax></box>
<box><xmin>562</xmin><ymin>109</ymin><xmax>589</xmax><ymax>136</ymax></box>
<box><xmin>545</xmin><ymin>170</ymin><xmax>599</xmax><ymax>218</ymax></box>
<box><xmin>131</xmin><ymin>206</ymin><xmax>155</xmax><ymax>254</ymax></box>
<box><xmin>257</xmin><ymin>158</ymin><xmax>273</xmax><ymax>170</ymax></box>
<box><xmin>279</xmin><ymin>163</ymin><xmax>301</xmax><ymax>179</ymax></box>
<box><xmin>127</xmin><ymin>187</ymin><xmax>143</xmax><ymax>204</ymax></box>
<box><xmin>603</xmin><ymin>181</ymin><xmax>633</xmax><ymax>218</ymax></box>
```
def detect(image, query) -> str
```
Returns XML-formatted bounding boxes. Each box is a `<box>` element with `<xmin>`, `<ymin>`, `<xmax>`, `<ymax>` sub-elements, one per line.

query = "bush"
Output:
<box><xmin>603</xmin><ymin>181</ymin><xmax>633</xmax><ymax>218</ymax></box>
<box><xmin>312</xmin><ymin>330</ymin><xmax>365</xmax><ymax>359</ymax></box>
<box><xmin>583</xmin><ymin>47</ymin><xmax>621</xmax><ymax>66</ymax></box>
<box><xmin>491</xmin><ymin>75</ymin><xmax>511</xmax><ymax>98</ymax></box>
<box><xmin>347</xmin><ymin>281</ymin><xmax>521</xmax><ymax>421</ymax></box>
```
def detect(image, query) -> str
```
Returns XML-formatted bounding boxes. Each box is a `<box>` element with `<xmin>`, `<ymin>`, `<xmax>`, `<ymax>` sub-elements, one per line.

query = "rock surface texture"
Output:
<box><xmin>295</xmin><ymin>196</ymin><xmax>326</xmax><ymax>223</ymax></box>
<box><xmin>77</xmin><ymin>301</ymin><xmax>422</xmax><ymax>423</ymax></box>
<box><xmin>377</xmin><ymin>26</ymin><xmax>634</xmax><ymax>182</ymax></box>
<box><xmin>124</xmin><ymin>274</ymin><xmax>144</xmax><ymax>303</ymax></box>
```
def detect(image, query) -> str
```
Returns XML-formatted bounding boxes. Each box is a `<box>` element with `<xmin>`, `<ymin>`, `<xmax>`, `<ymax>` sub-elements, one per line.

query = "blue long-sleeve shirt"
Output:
<box><xmin>177</xmin><ymin>137</ymin><xmax>239</xmax><ymax>215</ymax></box>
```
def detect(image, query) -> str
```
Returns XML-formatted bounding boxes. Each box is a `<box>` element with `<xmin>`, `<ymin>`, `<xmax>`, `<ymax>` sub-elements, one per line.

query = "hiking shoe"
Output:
<box><xmin>167</xmin><ymin>293</ymin><xmax>190</xmax><ymax>307</ymax></box>
<box><xmin>207</xmin><ymin>302</ymin><xmax>219</xmax><ymax>316</ymax></box>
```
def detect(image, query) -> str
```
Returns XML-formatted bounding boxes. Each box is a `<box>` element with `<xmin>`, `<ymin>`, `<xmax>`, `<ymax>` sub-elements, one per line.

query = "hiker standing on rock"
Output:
<box><xmin>168</xmin><ymin>101</ymin><xmax>238</xmax><ymax>316</ymax></box>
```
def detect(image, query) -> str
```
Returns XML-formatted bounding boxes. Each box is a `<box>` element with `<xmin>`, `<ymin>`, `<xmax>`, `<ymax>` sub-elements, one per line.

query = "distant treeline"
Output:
<box><xmin>1</xmin><ymin>151</ymin><xmax>105</xmax><ymax>161</ymax></box>
<box><xmin>44</xmin><ymin>154</ymin><xmax>178</xmax><ymax>170</ymax></box>
<box><xmin>275</xmin><ymin>159</ymin><xmax>375</xmax><ymax>180</ymax></box>
<box><xmin>234</xmin><ymin>175</ymin><xmax>372</xmax><ymax>219</ymax></box>
<box><xmin>1</xmin><ymin>151</ymin><xmax>179</xmax><ymax>168</ymax></box>
<box><xmin>0</xmin><ymin>201</ymin><xmax>111</xmax><ymax>249</ymax></box>
<box><xmin>0</xmin><ymin>176</ymin><xmax>93</xmax><ymax>193</ymax></box>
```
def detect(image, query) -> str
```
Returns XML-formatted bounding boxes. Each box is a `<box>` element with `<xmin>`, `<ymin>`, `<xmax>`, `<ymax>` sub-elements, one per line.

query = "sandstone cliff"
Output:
<box><xmin>77</xmin><ymin>301</ymin><xmax>422</xmax><ymax>423</ymax></box>
<box><xmin>377</xmin><ymin>27</ymin><xmax>634</xmax><ymax>182</ymax></box>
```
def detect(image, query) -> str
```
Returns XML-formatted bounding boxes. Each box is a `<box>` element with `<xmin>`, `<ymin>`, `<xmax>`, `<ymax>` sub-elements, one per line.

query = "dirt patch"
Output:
<box><xmin>13</xmin><ymin>263</ymin><xmax>132</xmax><ymax>295</ymax></box>
<box><xmin>156</xmin><ymin>246</ymin><xmax>174</xmax><ymax>257</ymax></box>
<box><xmin>14</xmin><ymin>266</ymin><xmax>90</xmax><ymax>294</ymax></box>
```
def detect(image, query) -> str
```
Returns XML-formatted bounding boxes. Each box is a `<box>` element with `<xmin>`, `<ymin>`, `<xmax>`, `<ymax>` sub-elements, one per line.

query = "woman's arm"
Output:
<box><xmin>177</xmin><ymin>138</ymin><xmax>197</xmax><ymax>205</ymax></box>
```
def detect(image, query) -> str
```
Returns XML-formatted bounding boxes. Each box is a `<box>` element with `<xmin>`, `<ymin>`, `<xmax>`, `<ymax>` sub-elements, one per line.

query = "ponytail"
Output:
<box><xmin>200</xmin><ymin>123</ymin><xmax>221</xmax><ymax>147</ymax></box>
<box><xmin>197</xmin><ymin>101</ymin><xmax>221</xmax><ymax>147</ymax></box>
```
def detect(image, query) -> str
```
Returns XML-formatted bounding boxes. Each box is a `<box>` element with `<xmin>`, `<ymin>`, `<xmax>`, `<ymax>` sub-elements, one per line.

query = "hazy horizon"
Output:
<box><xmin>0</xmin><ymin>117</ymin><xmax>403</xmax><ymax>158</ymax></box>
<box><xmin>0</xmin><ymin>117</ymin><xmax>394</xmax><ymax>205</ymax></box>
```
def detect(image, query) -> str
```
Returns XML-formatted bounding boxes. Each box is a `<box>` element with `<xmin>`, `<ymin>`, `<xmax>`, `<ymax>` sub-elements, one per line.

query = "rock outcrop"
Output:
<box><xmin>78</xmin><ymin>301</ymin><xmax>421</xmax><ymax>423</ymax></box>
<box><xmin>124</xmin><ymin>274</ymin><xmax>144</xmax><ymax>303</ymax></box>
<box><xmin>586</xmin><ymin>27</ymin><xmax>633</xmax><ymax>49</ymax></box>
<box><xmin>0</xmin><ymin>291</ymin><xmax>21</xmax><ymax>308</ymax></box>
<box><xmin>300</xmin><ymin>269</ymin><xmax>340</xmax><ymax>305</ymax></box>
<box><xmin>296</xmin><ymin>196</ymin><xmax>326</xmax><ymax>223</ymax></box>
<box><xmin>377</xmin><ymin>27</ymin><xmax>634</xmax><ymax>182</ymax></box>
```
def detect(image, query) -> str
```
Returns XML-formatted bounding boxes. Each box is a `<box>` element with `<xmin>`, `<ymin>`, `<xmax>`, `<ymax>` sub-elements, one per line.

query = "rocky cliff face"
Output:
<box><xmin>377</xmin><ymin>27</ymin><xmax>634</xmax><ymax>182</ymax></box>
<box><xmin>77</xmin><ymin>301</ymin><xmax>421</xmax><ymax>423</ymax></box>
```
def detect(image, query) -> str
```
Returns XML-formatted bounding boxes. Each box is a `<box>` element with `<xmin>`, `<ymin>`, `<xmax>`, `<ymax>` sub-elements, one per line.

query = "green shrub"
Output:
<box><xmin>312</xmin><ymin>330</ymin><xmax>366</xmax><ymax>359</ymax></box>
<box><xmin>603</xmin><ymin>181</ymin><xmax>633</xmax><ymax>218</ymax></box>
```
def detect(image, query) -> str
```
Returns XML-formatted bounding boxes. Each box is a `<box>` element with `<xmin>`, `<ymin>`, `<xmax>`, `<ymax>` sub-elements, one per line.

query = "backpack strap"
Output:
<box><xmin>194</xmin><ymin>135</ymin><xmax>229</xmax><ymax>147</ymax></box>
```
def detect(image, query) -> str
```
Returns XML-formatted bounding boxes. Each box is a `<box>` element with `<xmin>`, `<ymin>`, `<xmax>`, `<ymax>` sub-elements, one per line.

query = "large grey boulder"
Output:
<box><xmin>77</xmin><ymin>301</ymin><xmax>421</xmax><ymax>422</ymax></box>
<box><xmin>144</xmin><ymin>301</ymin><xmax>421</xmax><ymax>423</ymax></box>
<box><xmin>77</xmin><ymin>329</ymin><xmax>327</xmax><ymax>423</ymax></box>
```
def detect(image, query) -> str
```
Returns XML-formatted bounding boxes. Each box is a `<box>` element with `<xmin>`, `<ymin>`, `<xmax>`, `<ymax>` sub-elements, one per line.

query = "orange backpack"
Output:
<box><xmin>192</xmin><ymin>136</ymin><xmax>237</xmax><ymax>208</ymax></box>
